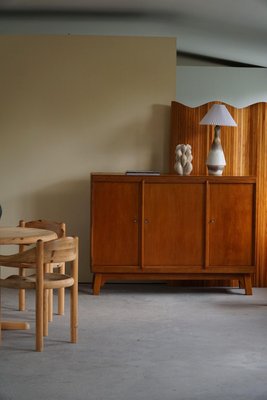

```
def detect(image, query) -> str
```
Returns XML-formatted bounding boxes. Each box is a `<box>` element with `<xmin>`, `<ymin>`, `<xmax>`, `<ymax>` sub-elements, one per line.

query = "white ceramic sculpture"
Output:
<box><xmin>174</xmin><ymin>144</ymin><xmax>193</xmax><ymax>176</ymax></box>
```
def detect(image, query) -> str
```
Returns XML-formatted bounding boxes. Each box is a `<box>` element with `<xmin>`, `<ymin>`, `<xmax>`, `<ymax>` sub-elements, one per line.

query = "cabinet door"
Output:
<box><xmin>144</xmin><ymin>183</ymin><xmax>205</xmax><ymax>267</ymax></box>
<box><xmin>208</xmin><ymin>183</ymin><xmax>255</xmax><ymax>266</ymax></box>
<box><xmin>91</xmin><ymin>182</ymin><xmax>139</xmax><ymax>267</ymax></box>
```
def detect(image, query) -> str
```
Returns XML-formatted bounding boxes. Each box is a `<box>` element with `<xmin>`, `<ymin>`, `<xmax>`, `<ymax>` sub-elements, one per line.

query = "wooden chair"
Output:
<box><xmin>18</xmin><ymin>220</ymin><xmax>66</xmax><ymax>319</ymax></box>
<box><xmin>0</xmin><ymin>236</ymin><xmax>78</xmax><ymax>351</ymax></box>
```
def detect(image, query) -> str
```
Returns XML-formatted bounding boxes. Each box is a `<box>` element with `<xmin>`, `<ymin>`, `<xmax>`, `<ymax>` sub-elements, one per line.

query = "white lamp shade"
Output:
<box><xmin>200</xmin><ymin>104</ymin><xmax>237</xmax><ymax>126</ymax></box>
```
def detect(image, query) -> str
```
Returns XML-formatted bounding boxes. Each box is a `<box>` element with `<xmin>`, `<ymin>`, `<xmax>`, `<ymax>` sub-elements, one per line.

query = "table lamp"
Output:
<box><xmin>200</xmin><ymin>104</ymin><xmax>237</xmax><ymax>175</ymax></box>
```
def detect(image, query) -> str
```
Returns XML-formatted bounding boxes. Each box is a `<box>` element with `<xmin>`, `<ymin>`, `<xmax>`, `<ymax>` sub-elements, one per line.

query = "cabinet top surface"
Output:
<box><xmin>91</xmin><ymin>173</ymin><xmax>256</xmax><ymax>183</ymax></box>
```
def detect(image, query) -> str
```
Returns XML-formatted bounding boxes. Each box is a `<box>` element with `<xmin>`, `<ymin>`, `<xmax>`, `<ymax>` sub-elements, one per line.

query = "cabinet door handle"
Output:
<box><xmin>133</xmin><ymin>219</ymin><xmax>138</xmax><ymax>223</ymax></box>
<box><xmin>144</xmin><ymin>219</ymin><xmax>149</xmax><ymax>224</ymax></box>
<box><xmin>209</xmin><ymin>219</ymin><xmax>216</xmax><ymax>224</ymax></box>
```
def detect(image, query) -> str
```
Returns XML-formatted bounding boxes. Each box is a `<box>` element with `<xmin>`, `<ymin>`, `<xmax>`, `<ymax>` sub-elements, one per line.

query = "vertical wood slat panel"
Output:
<box><xmin>170</xmin><ymin>101</ymin><xmax>267</xmax><ymax>287</ymax></box>
<box><xmin>170</xmin><ymin>102</ymin><xmax>209</xmax><ymax>175</ymax></box>
<box><xmin>255</xmin><ymin>104</ymin><xmax>267</xmax><ymax>286</ymax></box>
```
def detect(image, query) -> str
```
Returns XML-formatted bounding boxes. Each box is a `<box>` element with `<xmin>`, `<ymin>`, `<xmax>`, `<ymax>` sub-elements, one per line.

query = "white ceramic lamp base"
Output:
<box><xmin>206</xmin><ymin>125</ymin><xmax>226</xmax><ymax>176</ymax></box>
<box><xmin>206</xmin><ymin>149</ymin><xmax>226</xmax><ymax>175</ymax></box>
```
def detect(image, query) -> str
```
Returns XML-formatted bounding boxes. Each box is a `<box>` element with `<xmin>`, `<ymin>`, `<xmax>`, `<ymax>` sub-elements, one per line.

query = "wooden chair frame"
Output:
<box><xmin>18</xmin><ymin>220</ymin><xmax>66</xmax><ymax>319</ymax></box>
<box><xmin>0</xmin><ymin>236</ymin><xmax>78</xmax><ymax>351</ymax></box>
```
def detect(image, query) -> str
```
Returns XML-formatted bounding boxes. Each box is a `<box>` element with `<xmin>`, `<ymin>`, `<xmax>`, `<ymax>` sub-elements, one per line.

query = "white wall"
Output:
<box><xmin>176</xmin><ymin>67</ymin><xmax>267</xmax><ymax>107</ymax></box>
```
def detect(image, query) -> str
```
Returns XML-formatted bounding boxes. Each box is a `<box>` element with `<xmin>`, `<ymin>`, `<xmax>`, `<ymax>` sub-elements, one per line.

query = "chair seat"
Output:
<box><xmin>42</xmin><ymin>273</ymin><xmax>74</xmax><ymax>289</ymax></box>
<box><xmin>1</xmin><ymin>275</ymin><xmax>36</xmax><ymax>289</ymax></box>
<box><xmin>1</xmin><ymin>273</ymin><xmax>74</xmax><ymax>290</ymax></box>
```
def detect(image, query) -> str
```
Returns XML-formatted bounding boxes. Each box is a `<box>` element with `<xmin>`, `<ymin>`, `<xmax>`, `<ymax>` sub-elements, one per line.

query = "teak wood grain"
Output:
<box><xmin>143</xmin><ymin>182</ymin><xmax>205</xmax><ymax>266</ymax></box>
<box><xmin>90</xmin><ymin>174</ymin><xmax>256</xmax><ymax>294</ymax></box>
<box><xmin>91</xmin><ymin>181</ymin><xmax>140</xmax><ymax>267</ymax></box>
<box><xmin>208</xmin><ymin>183</ymin><xmax>254</xmax><ymax>267</ymax></box>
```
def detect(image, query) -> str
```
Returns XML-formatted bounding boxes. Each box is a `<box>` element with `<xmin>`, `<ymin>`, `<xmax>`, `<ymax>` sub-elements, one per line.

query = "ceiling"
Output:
<box><xmin>1</xmin><ymin>0</ymin><xmax>267</xmax><ymax>67</ymax></box>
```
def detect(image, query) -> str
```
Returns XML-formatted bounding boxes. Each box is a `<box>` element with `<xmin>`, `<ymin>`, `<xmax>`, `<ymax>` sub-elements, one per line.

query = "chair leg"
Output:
<box><xmin>19</xmin><ymin>289</ymin><xmax>26</xmax><ymax>311</ymax></box>
<box><xmin>70</xmin><ymin>259</ymin><xmax>78</xmax><ymax>343</ymax></box>
<box><xmin>43</xmin><ymin>289</ymin><xmax>49</xmax><ymax>337</ymax></box>
<box><xmin>19</xmin><ymin>269</ymin><xmax>26</xmax><ymax>311</ymax></box>
<box><xmin>48</xmin><ymin>288</ymin><xmax>53</xmax><ymax>321</ymax></box>
<box><xmin>70</xmin><ymin>287</ymin><xmax>78</xmax><ymax>343</ymax></box>
<box><xmin>18</xmin><ymin>243</ymin><xmax>26</xmax><ymax>311</ymax></box>
<box><xmin>36</xmin><ymin>286</ymin><xmax>44</xmax><ymax>352</ymax></box>
<box><xmin>46</xmin><ymin>264</ymin><xmax>53</xmax><ymax>322</ymax></box>
<box><xmin>36</xmin><ymin>249</ymin><xmax>44</xmax><ymax>352</ymax></box>
<box><xmin>58</xmin><ymin>263</ymin><xmax>65</xmax><ymax>315</ymax></box>
<box><xmin>0</xmin><ymin>293</ymin><xmax>2</xmax><ymax>343</ymax></box>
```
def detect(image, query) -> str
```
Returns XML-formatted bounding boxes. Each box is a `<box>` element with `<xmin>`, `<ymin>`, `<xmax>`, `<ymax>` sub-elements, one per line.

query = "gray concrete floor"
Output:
<box><xmin>1</xmin><ymin>283</ymin><xmax>267</xmax><ymax>400</ymax></box>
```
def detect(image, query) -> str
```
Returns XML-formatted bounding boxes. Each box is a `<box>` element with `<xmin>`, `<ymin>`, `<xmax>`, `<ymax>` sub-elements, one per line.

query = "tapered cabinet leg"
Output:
<box><xmin>92</xmin><ymin>274</ymin><xmax>102</xmax><ymax>295</ymax></box>
<box><xmin>239</xmin><ymin>277</ymin><xmax>244</xmax><ymax>289</ymax></box>
<box><xmin>244</xmin><ymin>274</ymin><xmax>253</xmax><ymax>295</ymax></box>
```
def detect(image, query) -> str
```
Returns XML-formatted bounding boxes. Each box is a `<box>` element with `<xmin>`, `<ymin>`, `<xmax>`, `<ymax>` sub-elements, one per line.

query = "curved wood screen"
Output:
<box><xmin>170</xmin><ymin>101</ymin><xmax>267</xmax><ymax>287</ymax></box>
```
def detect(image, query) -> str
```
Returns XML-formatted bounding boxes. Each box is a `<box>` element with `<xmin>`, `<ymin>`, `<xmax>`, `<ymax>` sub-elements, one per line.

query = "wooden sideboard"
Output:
<box><xmin>90</xmin><ymin>174</ymin><xmax>256</xmax><ymax>295</ymax></box>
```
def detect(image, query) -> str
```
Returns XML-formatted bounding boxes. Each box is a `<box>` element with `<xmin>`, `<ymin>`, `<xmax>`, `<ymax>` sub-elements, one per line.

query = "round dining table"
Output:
<box><xmin>0</xmin><ymin>226</ymin><xmax>57</xmax><ymax>331</ymax></box>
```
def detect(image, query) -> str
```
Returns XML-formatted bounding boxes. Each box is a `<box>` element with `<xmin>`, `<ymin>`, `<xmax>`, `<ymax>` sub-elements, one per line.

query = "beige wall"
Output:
<box><xmin>0</xmin><ymin>35</ymin><xmax>176</xmax><ymax>281</ymax></box>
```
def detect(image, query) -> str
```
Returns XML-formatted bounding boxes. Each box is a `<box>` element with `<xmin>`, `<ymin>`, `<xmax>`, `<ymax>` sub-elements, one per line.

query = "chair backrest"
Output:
<box><xmin>42</xmin><ymin>237</ymin><xmax>78</xmax><ymax>264</ymax></box>
<box><xmin>0</xmin><ymin>237</ymin><xmax>78</xmax><ymax>266</ymax></box>
<box><xmin>19</xmin><ymin>219</ymin><xmax>66</xmax><ymax>239</ymax></box>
